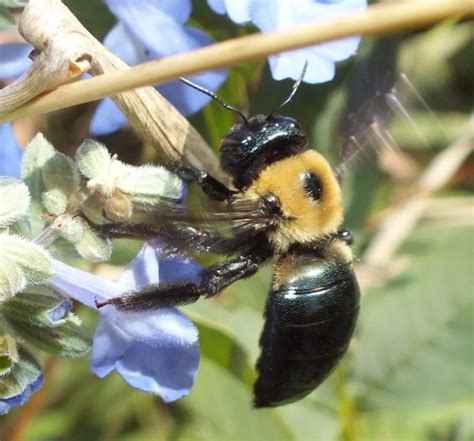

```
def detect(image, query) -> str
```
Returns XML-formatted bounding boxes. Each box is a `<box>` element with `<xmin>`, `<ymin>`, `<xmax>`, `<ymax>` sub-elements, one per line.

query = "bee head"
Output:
<box><xmin>181</xmin><ymin>63</ymin><xmax>308</xmax><ymax>190</ymax></box>
<box><xmin>219</xmin><ymin>114</ymin><xmax>308</xmax><ymax>189</ymax></box>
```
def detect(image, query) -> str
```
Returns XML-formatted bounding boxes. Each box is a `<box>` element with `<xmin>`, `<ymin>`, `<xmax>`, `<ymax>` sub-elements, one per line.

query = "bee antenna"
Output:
<box><xmin>180</xmin><ymin>77</ymin><xmax>248</xmax><ymax>124</ymax></box>
<box><xmin>267</xmin><ymin>61</ymin><xmax>308</xmax><ymax>118</ymax></box>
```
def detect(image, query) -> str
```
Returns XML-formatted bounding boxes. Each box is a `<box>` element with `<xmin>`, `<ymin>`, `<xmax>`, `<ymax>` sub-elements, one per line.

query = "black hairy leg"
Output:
<box><xmin>173</xmin><ymin>163</ymin><xmax>236</xmax><ymax>201</ymax></box>
<box><xmin>95</xmin><ymin>244</ymin><xmax>272</xmax><ymax>311</ymax></box>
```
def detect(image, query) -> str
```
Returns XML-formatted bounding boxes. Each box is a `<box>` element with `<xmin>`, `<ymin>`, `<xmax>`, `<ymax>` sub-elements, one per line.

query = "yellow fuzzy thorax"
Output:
<box><xmin>243</xmin><ymin>150</ymin><xmax>343</xmax><ymax>252</ymax></box>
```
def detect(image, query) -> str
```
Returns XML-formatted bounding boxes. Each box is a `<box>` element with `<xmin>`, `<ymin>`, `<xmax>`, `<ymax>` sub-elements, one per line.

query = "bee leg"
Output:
<box><xmin>173</xmin><ymin>164</ymin><xmax>236</xmax><ymax>201</ymax></box>
<box><xmin>96</xmin><ymin>250</ymin><xmax>270</xmax><ymax>311</ymax></box>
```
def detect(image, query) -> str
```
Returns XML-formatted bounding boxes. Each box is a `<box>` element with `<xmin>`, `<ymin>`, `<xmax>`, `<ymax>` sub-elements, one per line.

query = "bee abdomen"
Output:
<box><xmin>254</xmin><ymin>261</ymin><xmax>360</xmax><ymax>408</ymax></box>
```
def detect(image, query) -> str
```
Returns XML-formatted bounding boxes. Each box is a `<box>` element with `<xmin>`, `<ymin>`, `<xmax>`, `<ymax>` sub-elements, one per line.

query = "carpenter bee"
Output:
<box><xmin>95</xmin><ymin>65</ymin><xmax>360</xmax><ymax>408</ymax></box>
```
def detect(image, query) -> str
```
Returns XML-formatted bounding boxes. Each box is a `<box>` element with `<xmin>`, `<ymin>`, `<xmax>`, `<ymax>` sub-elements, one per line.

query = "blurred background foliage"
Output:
<box><xmin>1</xmin><ymin>0</ymin><xmax>473</xmax><ymax>440</ymax></box>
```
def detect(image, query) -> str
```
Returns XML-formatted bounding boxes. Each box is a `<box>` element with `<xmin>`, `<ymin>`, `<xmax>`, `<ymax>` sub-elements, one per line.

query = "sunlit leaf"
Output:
<box><xmin>352</xmin><ymin>226</ymin><xmax>473</xmax><ymax>409</ymax></box>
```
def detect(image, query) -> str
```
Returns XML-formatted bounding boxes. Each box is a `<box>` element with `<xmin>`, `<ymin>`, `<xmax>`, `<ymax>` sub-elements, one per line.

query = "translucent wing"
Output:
<box><xmin>96</xmin><ymin>196</ymin><xmax>275</xmax><ymax>257</ymax></box>
<box><xmin>334</xmin><ymin>37</ymin><xmax>438</xmax><ymax>180</ymax></box>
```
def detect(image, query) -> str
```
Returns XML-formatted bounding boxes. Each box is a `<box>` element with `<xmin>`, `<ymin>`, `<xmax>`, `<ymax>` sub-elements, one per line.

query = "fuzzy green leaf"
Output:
<box><xmin>73</xmin><ymin>219</ymin><xmax>112</xmax><ymax>262</ymax></box>
<box><xmin>75</xmin><ymin>140</ymin><xmax>111</xmax><ymax>179</ymax></box>
<box><xmin>0</xmin><ymin>348</ymin><xmax>42</xmax><ymax>401</ymax></box>
<box><xmin>0</xmin><ymin>177</ymin><xmax>30</xmax><ymax>228</ymax></box>
<box><xmin>52</xmin><ymin>214</ymin><xmax>85</xmax><ymax>244</ymax></box>
<box><xmin>41</xmin><ymin>189</ymin><xmax>70</xmax><ymax>215</ymax></box>
<box><xmin>0</xmin><ymin>234</ymin><xmax>52</xmax><ymax>300</ymax></box>
<box><xmin>0</xmin><ymin>335</ymin><xmax>17</xmax><ymax>376</ymax></box>
<box><xmin>1</xmin><ymin>287</ymin><xmax>91</xmax><ymax>357</ymax></box>
<box><xmin>21</xmin><ymin>133</ymin><xmax>56</xmax><ymax>202</ymax></box>
<box><xmin>42</xmin><ymin>152</ymin><xmax>79</xmax><ymax>197</ymax></box>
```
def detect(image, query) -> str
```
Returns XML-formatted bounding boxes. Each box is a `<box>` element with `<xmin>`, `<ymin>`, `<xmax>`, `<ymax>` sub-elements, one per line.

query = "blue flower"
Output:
<box><xmin>0</xmin><ymin>373</ymin><xmax>44</xmax><ymax>415</ymax></box>
<box><xmin>90</xmin><ymin>0</ymin><xmax>227</xmax><ymax>135</ymax></box>
<box><xmin>49</xmin><ymin>242</ymin><xmax>201</xmax><ymax>402</ymax></box>
<box><xmin>207</xmin><ymin>0</ymin><xmax>367</xmax><ymax>83</ymax></box>
<box><xmin>0</xmin><ymin>123</ymin><xmax>23</xmax><ymax>178</ymax></box>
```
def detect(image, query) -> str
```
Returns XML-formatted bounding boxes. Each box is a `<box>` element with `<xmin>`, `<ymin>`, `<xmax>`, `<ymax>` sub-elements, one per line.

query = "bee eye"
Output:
<box><xmin>301</xmin><ymin>172</ymin><xmax>323</xmax><ymax>201</ymax></box>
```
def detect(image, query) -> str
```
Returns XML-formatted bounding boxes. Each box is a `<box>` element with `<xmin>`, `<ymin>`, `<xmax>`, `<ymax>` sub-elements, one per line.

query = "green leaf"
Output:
<box><xmin>0</xmin><ymin>256</ymin><xmax>24</xmax><ymax>302</ymax></box>
<box><xmin>1</xmin><ymin>287</ymin><xmax>92</xmax><ymax>357</ymax></box>
<box><xmin>42</xmin><ymin>152</ymin><xmax>79</xmax><ymax>197</ymax></box>
<box><xmin>178</xmin><ymin>358</ymin><xmax>291</xmax><ymax>441</ymax></box>
<box><xmin>21</xmin><ymin>133</ymin><xmax>56</xmax><ymax>202</ymax></box>
<box><xmin>0</xmin><ymin>234</ymin><xmax>52</xmax><ymax>300</ymax></box>
<box><xmin>41</xmin><ymin>189</ymin><xmax>69</xmax><ymax>215</ymax></box>
<box><xmin>186</xmin><ymin>302</ymin><xmax>263</xmax><ymax>362</ymax></box>
<box><xmin>53</xmin><ymin>214</ymin><xmax>85</xmax><ymax>244</ymax></box>
<box><xmin>123</xmin><ymin>164</ymin><xmax>183</xmax><ymax>203</ymax></box>
<box><xmin>0</xmin><ymin>347</ymin><xmax>42</xmax><ymax>401</ymax></box>
<box><xmin>0</xmin><ymin>177</ymin><xmax>30</xmax><ymax>228</ymax></box>
<box><xmin>352</xmin><ymin>225</ymin><xmax>474</xmax><ymax>410</ymax></box>
<box><xmin>0</xmin><ymin>335</ymin><xmax>18</xmax><ymax>376</ymax></box>
<box><xmin>75</xmin><ymin>139</ymin><xmax>111</xmax><ymax>179</ymax></box>
<box><xmin>73</xmin><ymin>219</ymin><xmax>112</xmax><ymax>262</ymax></box>
<box><xmin>0</xmin><ymin>6</ymin><xmax>14</xmax><ymax>31</ymax></box>
<box><xmin>63</xmin><ymin>0</ymin><xmax>114</xmax><ymax>41</ymax></box>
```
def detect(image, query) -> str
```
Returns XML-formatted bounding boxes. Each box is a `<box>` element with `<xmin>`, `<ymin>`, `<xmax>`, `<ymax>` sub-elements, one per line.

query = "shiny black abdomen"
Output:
<box><xmin>254</xmin><ymin>250</ymin><xmax>360</xmax><ymax>407</ymax></box>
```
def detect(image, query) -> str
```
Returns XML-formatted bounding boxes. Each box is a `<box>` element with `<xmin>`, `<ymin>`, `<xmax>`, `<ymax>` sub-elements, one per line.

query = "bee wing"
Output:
<box><xmin>334</xmin><ymin>37</ymin><xmax>437</xmax><ymax>181</ymax></box>
<box><xmin>99</xmin><ymin>197</ymin><xmax>274</xmax><ymax>257</ymax></box>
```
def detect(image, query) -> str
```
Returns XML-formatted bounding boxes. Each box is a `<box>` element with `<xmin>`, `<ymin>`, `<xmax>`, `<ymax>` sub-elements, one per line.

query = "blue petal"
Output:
<box><xmin>0</xmin><ymin>373</ymin><xmax>44</xmax><ymax>415</ymax></box>
<box><xmin>207</xmin><ymin>0</ymin><xmax>226</xmax><ymax>15</ymax></box>
<box><xmin>0</xmin><ymin>43</ymin><xmax>33</xmax><ymax>80</ymax></box>
<box><xmin>46</xmin><ymin>298</ymin><xmax>73</xmax><ymax>323</ymax></box>
<box><xmin>49</xmin><ymin>244</ymin><xmax>201</xmax><ymax>402</ymax></box>
<box><xmin>102</xmin><ymin>22</ymin><xmax>148</xmax><ymax>65</ymax></box>
<box><xmin>268</xmin><ymin>48</ymin><xmax>335</xmax><ymax>83</ymax></box>
<box><xmin>118</xmin><ymin>241</ymin><xmax>161</xmax><ymax>286</ymax></box>
<box><xmin>0</xmin><ymin>123</ymin><xmax>23</xmax><ymax>178</ymax></box>
<box><xmin>116</xmin><ymin>339</ymin><xmax>198</xmax><ymax>402</ymax></box>
<box><xmin>89</xmin><ymin>96</ymin><xmax>128</xmax><ymax>136</ymax></box>
<box><xmin>105</xmin><ymin>0</ymin><xmax>192</xmax><ymax>26</ymax></box>
<box><xmin>104</xmin><ymin>0</ymin><xmax>193</xmax><ymax>56</ymax></box>
<box><xmin>50</xmin><ymin>259</ymin><xmax>126</xmax><ymax>308</ymax></box>
<box><xmin>208</xmin><ymin>0</ymin><xmax>252</xmax><ymax>23</ymax></box>
<box><xmin>91</xmin><ymin>316</ymin><xmax>198</xmax><ymax>402</ymax></box>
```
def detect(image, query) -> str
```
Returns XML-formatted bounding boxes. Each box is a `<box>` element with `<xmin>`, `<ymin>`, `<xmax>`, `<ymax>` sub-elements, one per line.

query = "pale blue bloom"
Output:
<box><xmin>208</xmin><ymin>0</ymin><xmax>367</xmax><ymax>83</ymax></box>
<box><xmin>49</xmin><ymin>242</ymin><xmax>201</xmax><ymax>402</ymax></box>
